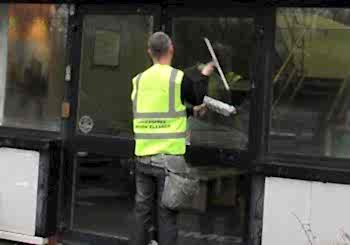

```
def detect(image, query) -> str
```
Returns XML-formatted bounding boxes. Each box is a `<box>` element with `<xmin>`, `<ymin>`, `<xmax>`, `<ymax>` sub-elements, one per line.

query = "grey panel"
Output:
<box><xmin>0</xmin><ymin>4</ymin><xmax>8</xmax><ymax>122</ymax></box>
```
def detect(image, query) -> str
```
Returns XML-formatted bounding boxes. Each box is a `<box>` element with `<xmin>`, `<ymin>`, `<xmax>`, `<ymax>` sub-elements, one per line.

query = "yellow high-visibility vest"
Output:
<box><xmin>131</xmin><ymin>64</ymin><xmax>187</xmax><ymax>156</ymax></box>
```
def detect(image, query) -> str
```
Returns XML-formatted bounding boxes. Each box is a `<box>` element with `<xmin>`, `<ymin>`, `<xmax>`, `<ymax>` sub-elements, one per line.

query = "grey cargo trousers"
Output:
<box><xmin>130</xmin><ymin>154</ymin><xmax>188</xmax><ymax>245</ymax></box>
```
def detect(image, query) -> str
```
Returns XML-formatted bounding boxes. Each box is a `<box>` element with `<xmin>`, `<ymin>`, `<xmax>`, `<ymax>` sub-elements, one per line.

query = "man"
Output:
<box><xmin>184</xmin><ymin>42</ymin><xmax>250</xmax><ymax>237</ymax></box>
<box><xmin>21</xmin><ymin>56</ymin><xmax>48</xmax><ymax>123</ymax></box>
<box><xmin>207</xmin><ymin>42</ymin><xmax>250</xmax><ymax>145</ymax></box>
<box><xmin>185</xmin><ymin>42</ymin><xmax>250</xmax><ymax>149</ymax></box>
<box><xmin>130</xmin><ymin>32</ymin><xmax>214</xmax><ymax>245</ymax></box>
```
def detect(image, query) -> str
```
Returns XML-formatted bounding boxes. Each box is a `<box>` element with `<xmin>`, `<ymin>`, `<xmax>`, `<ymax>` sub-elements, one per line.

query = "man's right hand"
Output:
<box><xmin>193</xmin><ymin>104</ymin><xmax>208</xmax><ymax>118</ymax></box>
<box><xmin>201</xmin><ymin>61</ymin><xmax>215</xmax><ymax>76</ymax></box>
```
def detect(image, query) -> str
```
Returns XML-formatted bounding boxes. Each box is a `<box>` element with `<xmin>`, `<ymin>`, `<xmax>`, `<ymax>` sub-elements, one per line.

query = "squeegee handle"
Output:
<box><xmin>215</xmin><ymin>62</ymin><xmax>230</xmax><ymax>91</ymax></box>
<box><xmin>204</xmin><ymin>37</ymin><xmax>230</xmax><ymax>91</ymax></box>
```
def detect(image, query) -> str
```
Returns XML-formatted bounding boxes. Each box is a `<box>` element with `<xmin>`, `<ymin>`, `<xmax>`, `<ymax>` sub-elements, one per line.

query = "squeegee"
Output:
<box><xmin>203</xmin><ymin>96</ymin><xmax>237</xmax><ymax>116</ymax></box>
<box><xmin>204</xmin><ymin>37</ymin><xmax>230</xmax><ymax>91</ymax></box>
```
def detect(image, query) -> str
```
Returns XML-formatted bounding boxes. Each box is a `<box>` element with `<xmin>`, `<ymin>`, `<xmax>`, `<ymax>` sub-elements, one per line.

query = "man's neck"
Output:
<box><xmin>153</xmin><ymin>56</ymin><xmax>171</xmax><ymax>66</ymax></box>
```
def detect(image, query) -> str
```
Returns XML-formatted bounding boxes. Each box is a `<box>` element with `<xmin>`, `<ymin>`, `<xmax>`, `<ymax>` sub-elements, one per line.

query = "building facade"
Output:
<box><xmin>0</xmin><ymin>1</ymin><xmax>350</xmax><ymax>245</ymax></box>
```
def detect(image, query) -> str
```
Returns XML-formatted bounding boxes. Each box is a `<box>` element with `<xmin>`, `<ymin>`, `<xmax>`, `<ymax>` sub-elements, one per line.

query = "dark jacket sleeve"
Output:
<box><xmin>181</xmin><ymin>68</ymin><xmax>209</xmax><ymax>116</ymax></box>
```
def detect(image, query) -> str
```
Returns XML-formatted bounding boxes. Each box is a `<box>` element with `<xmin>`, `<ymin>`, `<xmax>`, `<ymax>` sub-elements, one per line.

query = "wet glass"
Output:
<box><xmin>172</xmin><ymin>17</ymin><xmax>254</xmax><ymax>150</ymax></box>
<box><xmin>272</xmin><ymin>8</ymin><xmax>350</xmax><ymax>159</ymax></box>
<box><xmin>0</xmin><ymin>4</ymin><xmax>68</xmax><ymax>131</ymax></box>
<box><xmin>76</xmin><ymin>14</ymin><xmax>153</xmax><ymax>137</ymax></box>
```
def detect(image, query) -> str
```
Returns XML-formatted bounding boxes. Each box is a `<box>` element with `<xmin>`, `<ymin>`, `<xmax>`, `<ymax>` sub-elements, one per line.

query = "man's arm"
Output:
<box><xmin>181</xmin><ymin>73</ymin><xmax>209</xmax><ymax>116</ymax></box>
<box><xmin>181</xmin><ymin>63</ymin><xmax>214</xmax><ymax>116</ymax></box>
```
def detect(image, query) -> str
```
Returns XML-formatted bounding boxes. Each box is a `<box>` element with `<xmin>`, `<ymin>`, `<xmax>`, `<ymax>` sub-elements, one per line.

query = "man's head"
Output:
<box><xmin>212</xmin><ymin>42</ymin><xmax>233</xmax><ymax>72</ymax></box>
<box><xmin>148</xmin><ymin>32</ymin><xmax>174</xmax><ymax>64</ymax></box>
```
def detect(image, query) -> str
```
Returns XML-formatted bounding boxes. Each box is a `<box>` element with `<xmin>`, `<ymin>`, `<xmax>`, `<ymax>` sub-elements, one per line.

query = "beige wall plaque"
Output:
<box><xmin>93</xmin><ymin>30</ymin><xmax>120</xmax><ymax>67</ymax></box>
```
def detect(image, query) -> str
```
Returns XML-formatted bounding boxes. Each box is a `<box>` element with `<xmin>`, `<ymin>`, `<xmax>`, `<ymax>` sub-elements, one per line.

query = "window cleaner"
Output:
<box><xmin>203</xmin><ymin>37</ymin><xmax>237</xmax><ymax>116</ymax></box>
<box><xmin>204</xmin><ymin>37</ymin><xmax>230</xmax><ymax>91</ymax></box>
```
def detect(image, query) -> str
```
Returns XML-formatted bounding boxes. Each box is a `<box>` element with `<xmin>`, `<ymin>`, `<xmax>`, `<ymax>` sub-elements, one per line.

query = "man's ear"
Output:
<box><xmin>147</xmin><ymin>49</ymin><xmax>152</xmax><ymax>58</ymax></box>
<box><xmin>169</xmin><ymin>43</ymin><xmax>174</xmax><ymax>56</ymax></box>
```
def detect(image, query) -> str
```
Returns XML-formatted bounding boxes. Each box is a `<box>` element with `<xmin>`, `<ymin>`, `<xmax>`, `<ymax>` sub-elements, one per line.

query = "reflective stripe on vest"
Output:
<box><xmin>135</xmin><ymin>132</ymin><xmax>186</xmax><ymax>140</ymax></box>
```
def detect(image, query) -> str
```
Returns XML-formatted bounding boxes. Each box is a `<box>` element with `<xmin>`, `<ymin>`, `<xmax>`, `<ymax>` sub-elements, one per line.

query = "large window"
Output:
<box><xmin>172</xmin><ymin>16</ymin><xmax>254</xmax><ymax>150</ymax></box>
<box><xmin>0</xmin><ymin>4</ymin><xmax>68</xmax><ymax>131</ymax></box>
<box><xmin>272</xmin><ymin>8</ymin><xmax>350</xmax><ymax>158</ymax></box>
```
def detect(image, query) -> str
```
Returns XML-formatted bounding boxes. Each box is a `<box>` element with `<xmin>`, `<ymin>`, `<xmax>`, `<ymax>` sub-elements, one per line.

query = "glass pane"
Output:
<box><xmin>73</xmin><ymin>153</ymin><xmax>134</xmax><ymax>237</ymax></box>
<box><xmin>0</xmin><ymin>4</ymin><xmax>68</xmax><ymax>131</ymax></box>
<box><xmin>177</xmin><ymin>170</ymin><xmax>248</xmax><ymax>245</ymax></box>
<box><xmin>77</xmin><ymin>15</ymin><xmax>153</xmax><ymax>137</ymax></box>
<box><xmin>170</xmin><ymin>16</ymin><xmax>252</xmax><ymax>245</ymax></box>
<box><xmin>172</xmin><ymin>17</ymin><xmax>254</xmax><ymax>150</ymax></box>
<box><xmin>72</xmin><ymin>154</ymin><xmax>248</xmax><ymax>243</ymax></box>
<box><xmin>272</xmin><ymin>8</ymin><xmax>350</xmax><ymax>158</ymax></box>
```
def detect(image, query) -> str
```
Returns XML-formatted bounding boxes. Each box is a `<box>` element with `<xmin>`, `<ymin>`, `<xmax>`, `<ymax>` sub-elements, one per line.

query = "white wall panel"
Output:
<box><xmin>262</xmin><ymin>177</ymin><xmax>350</xmax><ymax>245</ymax></box>
<box><xmin>0</xmin><ymin>147</ymin><xmax>39</xmax><ymax>236</ymax></box>
<box><xmin>262</xmin><ymin>177</ymin><xmax>312</xmax><ymax>245</ymax></box>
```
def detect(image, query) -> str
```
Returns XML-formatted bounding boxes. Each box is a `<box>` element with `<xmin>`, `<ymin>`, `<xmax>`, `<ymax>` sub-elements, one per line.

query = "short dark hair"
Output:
<box><xmin>212</xmin><ymin>42</ymin><xmax>233</xmax><ymax>70</ymax></box>
<box><xmin>212</xmin><ymin>42</ymin><xmax>233</xmax><ymax>60</ymax></box>
<box><xmin>148</xmin><ymin>32</ymin><xmax>172</xmax><ymax>59</ymax></box>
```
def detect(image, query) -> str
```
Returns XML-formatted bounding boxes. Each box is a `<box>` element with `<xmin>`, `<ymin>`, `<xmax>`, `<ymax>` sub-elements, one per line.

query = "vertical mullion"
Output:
<box><xmin>250</xmin><ymin>7</ymin><xmax>276</xmax><ymax>162</ymax></box>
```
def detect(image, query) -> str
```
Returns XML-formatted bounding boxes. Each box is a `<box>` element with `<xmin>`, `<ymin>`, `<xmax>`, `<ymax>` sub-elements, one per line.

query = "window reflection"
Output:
<box><xmin>172</xmin><ymin>17</ymin><xmax>254</xmax><ymax>150</ymax></box>
<box><xmin>0</xmin><ymin>4</ymin><xmax>68</xmax><ymax>131</ymax></box>
<box><xmin>272</xmin><ymin>8</ymin><xmax>350</xmax><ymax>158</ymax></box>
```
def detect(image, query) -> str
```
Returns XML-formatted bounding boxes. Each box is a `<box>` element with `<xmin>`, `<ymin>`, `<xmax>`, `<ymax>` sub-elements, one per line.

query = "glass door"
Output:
<box><xmin>64</xmin><ymin>5</ymin><xmax>159</xmax><ymax>241</ymax></box>
<box><xmin>166</xmin><ymin>7</ymin><xmax>260</xmax><ymax>245</ymax></box>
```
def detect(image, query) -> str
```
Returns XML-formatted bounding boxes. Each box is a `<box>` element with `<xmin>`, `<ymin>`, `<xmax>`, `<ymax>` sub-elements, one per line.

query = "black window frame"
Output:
<box><xmin>260</xmin><ymin>4</ymin><xmax>350</xmax><ymax>183</ymax></box>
